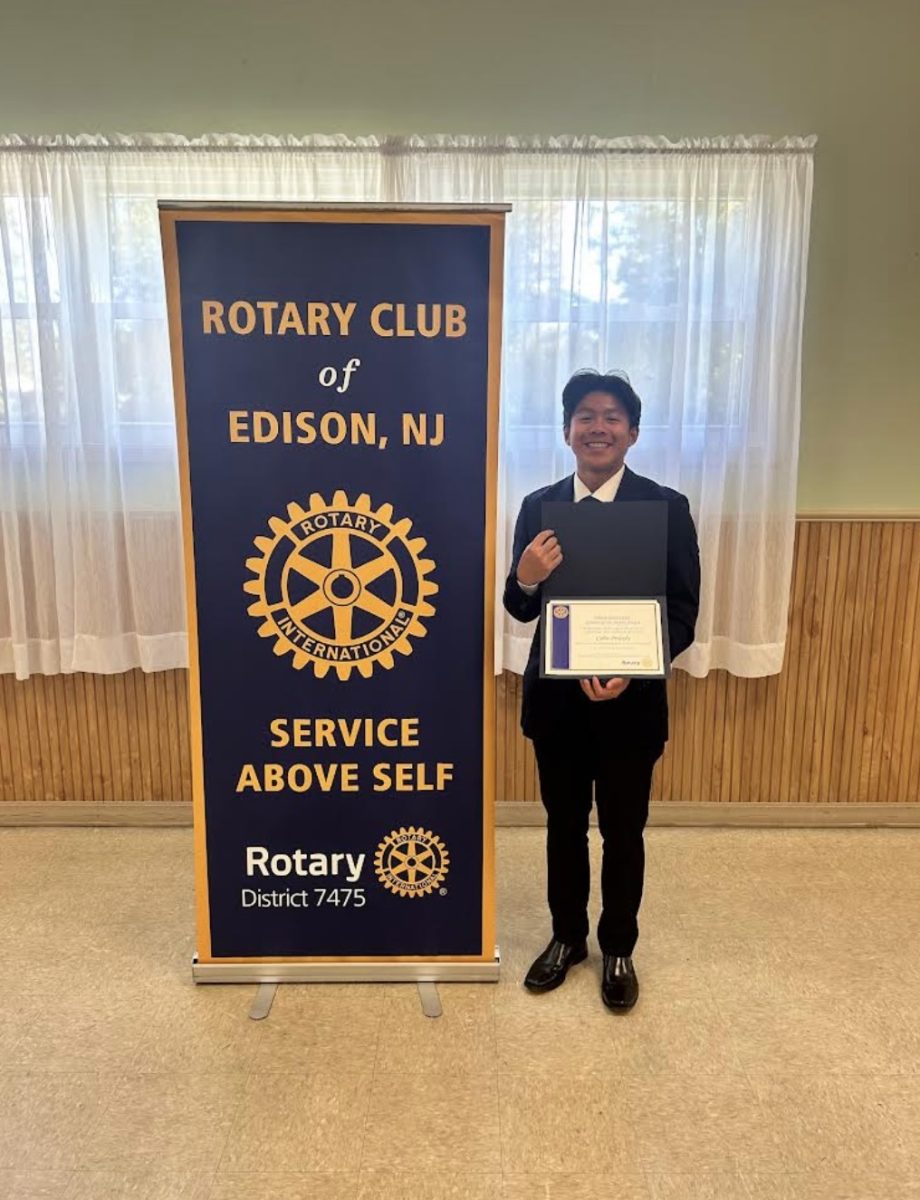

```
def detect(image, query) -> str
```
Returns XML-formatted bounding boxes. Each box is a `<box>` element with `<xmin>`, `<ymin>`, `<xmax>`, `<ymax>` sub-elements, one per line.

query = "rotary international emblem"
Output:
<box><xmin>244</xmin><ymin>490</ymin><xmax>437</xmax><ymax>681</ymax></box>
<box><xmin>374</xmin><ymin>827</ymin><xmax>449</xmax><ymax>898</ymax></box>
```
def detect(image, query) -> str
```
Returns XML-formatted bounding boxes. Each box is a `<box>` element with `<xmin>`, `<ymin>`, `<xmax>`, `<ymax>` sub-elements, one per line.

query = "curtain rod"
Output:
<box><xmin>0</xmin><ymin>134</ymin><xmax>818</xmax><ymax>156</ymax></box>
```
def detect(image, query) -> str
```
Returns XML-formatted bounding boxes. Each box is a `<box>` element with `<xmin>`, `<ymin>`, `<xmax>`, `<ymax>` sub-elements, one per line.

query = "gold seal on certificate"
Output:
<box><xmin>542</xmin><ymin>597</ymin><xmax>667</xmax><ymax>679</ymax></box>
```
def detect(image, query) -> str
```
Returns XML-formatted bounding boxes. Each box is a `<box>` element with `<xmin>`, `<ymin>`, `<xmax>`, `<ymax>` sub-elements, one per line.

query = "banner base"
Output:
<box><xmin>192</xmin><ymin>951</ymin><xmax>501</xmax><ymax>984</ymax></box>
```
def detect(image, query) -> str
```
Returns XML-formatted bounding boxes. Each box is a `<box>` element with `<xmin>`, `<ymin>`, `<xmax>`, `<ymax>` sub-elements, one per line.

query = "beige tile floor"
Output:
<box><xmin>0</xmin><ymin>826</ymin><xmax>919</xmax><ymax>1199</ymax></box>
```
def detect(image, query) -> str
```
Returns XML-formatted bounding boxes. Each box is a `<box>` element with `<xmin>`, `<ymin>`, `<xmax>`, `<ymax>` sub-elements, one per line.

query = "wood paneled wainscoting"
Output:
<box><xmin>2</xmin><ymin>519</ymin><xmax>919</xmax><ymax>826</ymax></box>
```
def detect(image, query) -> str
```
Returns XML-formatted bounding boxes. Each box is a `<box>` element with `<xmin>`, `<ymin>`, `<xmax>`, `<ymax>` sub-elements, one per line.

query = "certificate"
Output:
<box><xmin>542</xmin><ymin>597</ymin><xmax>667</xmax><ymax>679</ymax></box>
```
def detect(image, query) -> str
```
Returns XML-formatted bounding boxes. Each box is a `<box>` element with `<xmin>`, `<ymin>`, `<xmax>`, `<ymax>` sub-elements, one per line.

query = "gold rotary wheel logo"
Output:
<box><xmin>374</xmin><ymin>826</ymin><xmax>449</xmax><ymax>898</ymax></box>
<box><xmin>244</xmin><ymin>491</ymin><xmax>437</xmax><ymax>681</ymax></box>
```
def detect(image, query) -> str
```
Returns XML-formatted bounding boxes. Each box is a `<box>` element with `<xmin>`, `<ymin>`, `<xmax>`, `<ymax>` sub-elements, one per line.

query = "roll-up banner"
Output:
<box><xmin>160</xmin><ymin>205</ymin><xmax>505</xmax><ymax>981</ymax></box>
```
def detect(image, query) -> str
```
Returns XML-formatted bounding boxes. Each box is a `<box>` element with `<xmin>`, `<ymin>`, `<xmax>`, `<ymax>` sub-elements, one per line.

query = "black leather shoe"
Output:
<box><xmin>601</xmin><ymin>955</ymin><xmax>639</xmax><ymax>1011</ymax></box>
<box><xmin>524</xmin><ymin>939</ymin><xmax>588</xmax><ymax>992</ymax></box>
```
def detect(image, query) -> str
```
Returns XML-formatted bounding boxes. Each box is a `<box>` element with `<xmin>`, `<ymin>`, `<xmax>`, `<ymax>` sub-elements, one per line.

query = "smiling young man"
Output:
<box><xmin>503</xmin><ymin>370</ymin><xmax>700</xmax><ymax>1010</ymax></box>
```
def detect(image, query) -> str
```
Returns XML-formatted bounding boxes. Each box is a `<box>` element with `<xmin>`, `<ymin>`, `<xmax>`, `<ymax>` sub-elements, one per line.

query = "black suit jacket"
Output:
<box><xmin>503</xmin><ymin>466</ymin><xmax>701</xmax><ymax>751</ymax></box>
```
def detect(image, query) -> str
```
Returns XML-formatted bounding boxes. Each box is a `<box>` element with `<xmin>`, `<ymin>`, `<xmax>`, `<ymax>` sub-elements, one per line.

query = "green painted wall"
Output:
<box><xmin>2</xmin><ymin>0</ymin><xmax>917</xmax><ymax>511</ymax></box>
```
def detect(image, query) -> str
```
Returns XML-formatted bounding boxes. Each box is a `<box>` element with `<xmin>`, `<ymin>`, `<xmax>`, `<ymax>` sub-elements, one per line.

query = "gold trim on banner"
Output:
<box><xmin>159</xmin><ymin>211</ymin><xmax>213</xmax><ymax>962</ymax></box>
<box><xmin>159</xmin><ymin>202</ymin><xmax>513</xmax><ymax>213</ymax></box>
<box><xmin>156</xmin><ymin>207</ymin><xmax>509</xmax><ymax>224</ymax></box>
<box><xmin>481</xmin><ymin>212</ymin><xmax>504</xmax><ymax>963</ymax></box>
<box><xmin>159</xmin><ymin>205</ymin><xmax>505</xmax><ymax>967</ymax></box>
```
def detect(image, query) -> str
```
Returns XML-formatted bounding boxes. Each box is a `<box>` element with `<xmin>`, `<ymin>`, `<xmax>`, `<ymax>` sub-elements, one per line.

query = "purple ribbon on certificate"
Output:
<box><xmin>550</xmin><ymin>604</ymin><xmax>571</xmax><ymax>670</ymax></box>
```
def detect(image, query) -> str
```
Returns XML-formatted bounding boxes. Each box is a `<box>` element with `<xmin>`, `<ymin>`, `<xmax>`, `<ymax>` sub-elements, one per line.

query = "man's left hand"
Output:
<box><xmin>580</xmin><ymin>676</ymin><xmax>630</xmax><ymax>702</ymax></box>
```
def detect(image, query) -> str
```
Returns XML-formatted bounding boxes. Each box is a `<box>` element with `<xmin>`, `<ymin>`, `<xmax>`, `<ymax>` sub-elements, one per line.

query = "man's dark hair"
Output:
<box><xmin>562</xmin><ymin>369</ymin><xmax>642</xmax><ymax>430</ymax></box>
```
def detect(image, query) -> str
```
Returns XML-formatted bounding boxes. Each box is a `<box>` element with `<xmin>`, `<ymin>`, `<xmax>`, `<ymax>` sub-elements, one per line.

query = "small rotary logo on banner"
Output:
<box><xmin>374</xmin><ymin>827</ymin><xmax>450</xmax><ymax>897</ymax></box>
<box><xmin>244</xmin><ymin>490</ymin><xmax>437</xmax><ymax>680</ymax></box>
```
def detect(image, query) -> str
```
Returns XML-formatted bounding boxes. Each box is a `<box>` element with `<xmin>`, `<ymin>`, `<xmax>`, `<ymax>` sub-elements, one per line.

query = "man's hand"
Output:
<box><xmin>516</xmin><ymin>530</ymin><xmax>562</xmax><ymax>587</ymax></box>
<box><xmin>580</xmin><ymin>676</ymin><xmax>630</xmax><ymax>702</ymax></box>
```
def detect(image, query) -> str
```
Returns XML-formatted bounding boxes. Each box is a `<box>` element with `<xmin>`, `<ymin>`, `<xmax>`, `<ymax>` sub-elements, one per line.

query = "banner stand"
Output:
<box><xmin>161</xmin><ymin>203</ymin><xmax>506</xmax><ymax>985</ymax></box>
<box><xmin>192</xmin><ymin>950</ymin><xmax>501</xmax><ymax>985</ymax></box>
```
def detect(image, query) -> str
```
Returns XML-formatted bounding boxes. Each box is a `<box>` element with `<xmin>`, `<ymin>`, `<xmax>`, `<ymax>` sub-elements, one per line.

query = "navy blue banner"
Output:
<box><xmin>161</xmin><ymin>208</ymin><xmax>502</xmax><ymax>963</ymax></box>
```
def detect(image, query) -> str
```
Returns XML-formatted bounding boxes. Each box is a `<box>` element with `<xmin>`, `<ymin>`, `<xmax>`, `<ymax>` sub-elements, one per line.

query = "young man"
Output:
<box><xmin>503</xmin><ymin>370</ymin><xmax>700</xmax><ymax>1010</ymax></box>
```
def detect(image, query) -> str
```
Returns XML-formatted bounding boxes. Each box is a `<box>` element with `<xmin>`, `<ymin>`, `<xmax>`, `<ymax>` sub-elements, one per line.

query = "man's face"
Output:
<box><xmin>564</xmin><ymin>390</ymin><xmax>638</xmax><ymax>475</ymax></box>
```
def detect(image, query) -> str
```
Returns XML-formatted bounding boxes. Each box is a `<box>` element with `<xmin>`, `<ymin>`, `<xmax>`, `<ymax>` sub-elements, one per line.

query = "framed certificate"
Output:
<box><xmin>541</xmin><ymin>597</ymin><xmax>669</xmax><ymax>680</ymax></box>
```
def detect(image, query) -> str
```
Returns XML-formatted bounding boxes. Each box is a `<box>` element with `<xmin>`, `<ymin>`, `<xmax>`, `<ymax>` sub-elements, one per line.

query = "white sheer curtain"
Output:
<box><xmin>0</xmin><ymin>134</ymin><xmax>814</xmax><ymax>680</ymax></box>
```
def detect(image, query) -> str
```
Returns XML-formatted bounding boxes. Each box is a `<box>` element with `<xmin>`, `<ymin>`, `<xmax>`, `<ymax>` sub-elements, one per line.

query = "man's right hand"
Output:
<box><xmin>516</xmin><ymin>530</ymin><xmax>563</xmax><ymax>587</ymax></box>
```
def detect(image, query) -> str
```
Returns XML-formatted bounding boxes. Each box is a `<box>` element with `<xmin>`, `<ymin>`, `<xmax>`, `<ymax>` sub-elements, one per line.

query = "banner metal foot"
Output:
<box><xmin>417</xmin><ymin>981</ymin><xmax>442</xmax><ymax>1018</ymax></box>
<box><xmin>249</xmin><ymin>981</ymin><xmax>278</xmax><ymax>1020</ymax></box>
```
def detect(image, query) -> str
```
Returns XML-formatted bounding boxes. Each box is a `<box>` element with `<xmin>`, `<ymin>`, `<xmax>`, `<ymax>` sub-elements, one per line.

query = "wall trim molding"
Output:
<box><xmin>3</xmin><ymin>800</ymin><xmax>919</xmax><ymax>829</ymax></box>
<box><xmin>497</xmin><ymin>802</ymin><xmax>920</xmax><ymax>828</ymax></box>
<box><xmin>0</xmin><ymin>802</ymin><xmax>194</xmax><ymax>826</ymax></box>
<box><xmin>795</xmin><ymin>511</ymin><xmax>920</xmax><ymax>522</ymax></box>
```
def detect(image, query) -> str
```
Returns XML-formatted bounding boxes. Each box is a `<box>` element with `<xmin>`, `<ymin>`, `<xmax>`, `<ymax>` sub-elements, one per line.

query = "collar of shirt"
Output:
<box><xmin>573</xmin><ymin>465</ymin><xmax>625</xmax><ymax>503</ymax></box>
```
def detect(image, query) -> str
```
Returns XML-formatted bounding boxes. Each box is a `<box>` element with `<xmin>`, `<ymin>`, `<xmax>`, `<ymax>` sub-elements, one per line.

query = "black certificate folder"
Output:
<box><xmin>541</xmin><ymin>500</ymin><xmax>668</xmax><ymax>598</ymax></box>
<box><xmin>539</xmin><ymin>499</ymin><xmax>671</xmax><ymax>680</ymax></box>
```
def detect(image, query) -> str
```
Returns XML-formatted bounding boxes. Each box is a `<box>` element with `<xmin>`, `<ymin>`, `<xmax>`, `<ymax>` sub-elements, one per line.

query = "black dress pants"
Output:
<box><xmin>533</xmin><ymin>734</ymin><xmax>660</xmax><ymax>956</ymax></box>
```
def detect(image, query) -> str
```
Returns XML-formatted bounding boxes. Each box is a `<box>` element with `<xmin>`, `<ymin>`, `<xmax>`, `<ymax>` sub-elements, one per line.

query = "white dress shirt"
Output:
<box><xmin>572</xmin><ymin>465</ymin><xmax>625</xmax><ymax>503</ymax></box>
